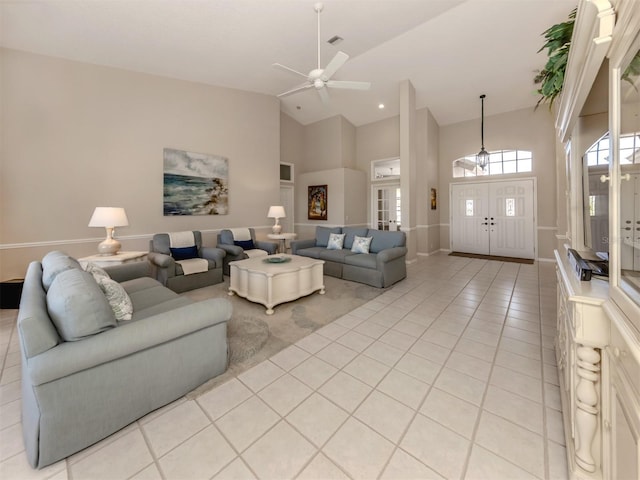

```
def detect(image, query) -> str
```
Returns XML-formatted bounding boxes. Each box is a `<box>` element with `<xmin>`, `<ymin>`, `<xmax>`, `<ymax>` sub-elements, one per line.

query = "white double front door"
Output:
<box><xmin>451</xmin><ymin>179</ymin><xmax>536</xmax><ymax>259</ymax></box>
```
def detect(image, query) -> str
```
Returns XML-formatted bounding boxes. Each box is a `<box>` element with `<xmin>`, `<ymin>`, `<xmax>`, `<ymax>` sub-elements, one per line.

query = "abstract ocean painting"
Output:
<box><xmin>163</xmin><ymin>148</ymin><xmax>229</xmax><ymax>215</ymax></box>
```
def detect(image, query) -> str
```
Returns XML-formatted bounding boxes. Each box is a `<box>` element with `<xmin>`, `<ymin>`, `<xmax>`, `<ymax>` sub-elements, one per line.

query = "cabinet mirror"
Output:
<box><xmin>618</xmin><ymin>34</ymin><xmax>640</xmax><ymax>306</ymax></box>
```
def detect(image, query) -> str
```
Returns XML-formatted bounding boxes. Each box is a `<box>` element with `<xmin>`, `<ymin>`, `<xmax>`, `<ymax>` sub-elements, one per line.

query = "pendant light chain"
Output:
<box><xmin>477</xmin><ymin>94</ymin><xmax>489</xmax><ymax>171</ymax></box>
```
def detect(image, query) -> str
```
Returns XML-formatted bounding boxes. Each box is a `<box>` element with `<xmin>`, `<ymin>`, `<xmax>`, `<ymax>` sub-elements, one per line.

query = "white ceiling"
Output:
<box><xmin>0</xmin><ymin>0</ymin><xmax>576</xmax><ymax>127</ymax></box>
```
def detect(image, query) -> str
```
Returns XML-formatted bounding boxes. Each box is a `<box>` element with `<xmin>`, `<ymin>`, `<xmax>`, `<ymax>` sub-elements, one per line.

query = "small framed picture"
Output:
<box><xmin>308</xmin><ymin>185</ymin><xmax>328</xmax><ymax>220</ymax></box>
<box><xmin>430</xmin><ymin>188</ymin><xmax>437</xmax><ymax>210</ymax></box>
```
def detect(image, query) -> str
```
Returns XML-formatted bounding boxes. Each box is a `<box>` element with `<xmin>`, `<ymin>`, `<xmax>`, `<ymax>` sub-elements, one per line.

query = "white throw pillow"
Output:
<box><xmin>327</xmin><ymin>233</ymin><xmax>346</xmax><ymax>250</ymax></box>
<box><xmin>96</xmin><ymin>276</ymin><xmax>133</xmax><ymax>321</ymax></box>
<box><xmin>351</xmin><ymin>235</ymin><xmax>373</xmax><ymax>254</ymax></box>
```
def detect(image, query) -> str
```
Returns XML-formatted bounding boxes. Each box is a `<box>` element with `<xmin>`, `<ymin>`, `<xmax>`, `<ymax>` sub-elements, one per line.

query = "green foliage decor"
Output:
<box><xmin>534</xmin><ymin>8</ymin><xmax>576</xmax><ymax>110</ymax></box>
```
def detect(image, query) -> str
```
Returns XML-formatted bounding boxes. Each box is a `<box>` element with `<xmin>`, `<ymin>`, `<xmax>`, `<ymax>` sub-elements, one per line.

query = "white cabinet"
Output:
<box><xmin>555</xmin><ymin>249</ymin><xmax>610</xmax><ymax>477</ymax></box>
<box><xmin>602</xmin><ymin>302</ymin><xmax>640</xmax><ymax>480</ymax></box>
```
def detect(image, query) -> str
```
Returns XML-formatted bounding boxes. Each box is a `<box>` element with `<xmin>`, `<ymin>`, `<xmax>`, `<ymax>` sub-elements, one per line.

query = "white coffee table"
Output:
<box><xmin>228</xmin><ymin>254</ymin><xmax>324</xmax><ymax>315</ymax></box>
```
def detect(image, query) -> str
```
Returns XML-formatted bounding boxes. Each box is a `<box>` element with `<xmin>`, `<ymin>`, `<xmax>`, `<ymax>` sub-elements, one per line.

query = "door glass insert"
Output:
<box><xmin>506</xmin><ymin>198</ymin><xmax>516</xmax><ymax>217</ymax></box>
<box><xmin>466</xmin><ymin>199</ymin><xmax>474</xmax><ymax>216</ymax></box>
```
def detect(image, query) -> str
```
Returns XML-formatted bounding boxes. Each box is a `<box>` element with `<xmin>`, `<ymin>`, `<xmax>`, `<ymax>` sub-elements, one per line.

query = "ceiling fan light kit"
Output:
<box><xmin>273</xmin><ymin>2</ymin><xmax>371</xmax><ymax>104</ymax></box>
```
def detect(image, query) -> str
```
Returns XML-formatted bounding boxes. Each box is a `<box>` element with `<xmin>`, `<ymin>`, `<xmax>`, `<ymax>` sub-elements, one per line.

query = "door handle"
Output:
<box><xmin>625</xmin><ymin>227</ymin><xmax>632</xmax><ymax>231</ymax></box>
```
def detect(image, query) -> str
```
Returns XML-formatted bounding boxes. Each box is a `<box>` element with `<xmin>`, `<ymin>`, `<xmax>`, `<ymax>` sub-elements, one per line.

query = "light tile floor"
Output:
<box><xmin>0</xmin><ymin>253</ymin><xmax>568</xmax><ymax>479</ymax></box>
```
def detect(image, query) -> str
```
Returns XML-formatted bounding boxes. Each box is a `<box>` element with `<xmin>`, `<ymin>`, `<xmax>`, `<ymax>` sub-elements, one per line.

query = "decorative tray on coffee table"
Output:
<box><xmin>263</xmin><ymin>256</ymin><xmax>291</xmax><ymax>264</ymax></box>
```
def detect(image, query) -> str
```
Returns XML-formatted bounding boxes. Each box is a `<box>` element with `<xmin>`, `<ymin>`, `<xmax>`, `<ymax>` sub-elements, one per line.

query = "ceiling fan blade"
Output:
<box><xmin>322</xmin><ymin>51</ymin><xmax>349</xmax><ymax>80</ymax></box>
<box><xmin>277</xmin><ymin>82</ymin><xmax>312</xmax><ymax>98</ymax></box>
<box><xmin>272</xmin><ymin>63</ymin><xmax>309</xmax><ymax>79</ymax></box>
<box><xmin>317</xmin><ymin>86</ymin><xmax>330</xmax><ymax>104</ymax></box>
<box><xmin>326</xmin><ymin>80</ymin><xmax>371</xmax><ymax>90</ymax></box>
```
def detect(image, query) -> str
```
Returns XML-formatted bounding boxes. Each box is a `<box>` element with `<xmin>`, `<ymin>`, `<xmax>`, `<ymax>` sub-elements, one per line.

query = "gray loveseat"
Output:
<box><xmin>291</xmin><ymin>226</ymin><xmax>407</xmax><ymax>288</ymax></box>
<box><xmin>17</xmin><ymin>251</ymin><xmax>231</xmax><ymax>469</ymax></box>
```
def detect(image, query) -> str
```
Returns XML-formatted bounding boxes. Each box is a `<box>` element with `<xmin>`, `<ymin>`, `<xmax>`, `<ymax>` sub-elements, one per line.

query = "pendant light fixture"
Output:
<box><xmin>476</xmin><ymin>94</ymin><xmax>490</xmax><ymax>171</ymax></box>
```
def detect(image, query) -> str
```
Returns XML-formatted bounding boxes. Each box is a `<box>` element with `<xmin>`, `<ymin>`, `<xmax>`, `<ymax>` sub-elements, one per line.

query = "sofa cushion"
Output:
<box><xmin>120</xmin><ymin>276</ymin><xmax>165</xmax><ymax>295</ymax></box>
<box><xmin>96</xmin><ymin>276</ymin><xmax>133</xmax><ymax>321</ymax></box>
<box><xmin>326</xmin><ymin>233</ymin><xmax>345</xmax><ymax>250</ymax></box>
<box><xmin>367</xmin><ymin>229</ymin><xmax>406</xmax><ymax>253</ymax></box>
<box><xmin>342</xmin><ymin>227</ymin><xmax>369</xmax><ymax>250</ymax></box>
<box><xmin>295</xmin><ymin>247</ymin><xmax>325</xmax><ymax>259</ymax></box>
<box><xmin>170</xmin><ymin>245</ymin><xmax>198</xmax><ymax>261</ymax></box>
<box><xmin>319</xmin><ymin>248</ymin><xmax>356</xmax><ymax>263</ymax></box>
<box><xmin>344</xmin><ymin>252</ymin><xmax>378</xmax><ymax>269</ymax></box>
<box><xmin>46</xmin><ymin>269</ymin><xmax>117</xmax><ymax>341</ymax></box>
<box><xmin>42</xmin><ymin>252</ymin><xmax>82</xmax><ymax>291</ymax></box>
<box><xmin>315</xmin><ymin>226</ymin><xmax>342</xmax><ymax>247</ymax></box>
<box><xmin>351</xmin><ymin>235</ymin><xmax>373</xmax><ymax>254</ymax></box>
<box><xmin>127</xmin><ymin>283</ymin><xmax>181</xmax><ymax>311</ymax></box>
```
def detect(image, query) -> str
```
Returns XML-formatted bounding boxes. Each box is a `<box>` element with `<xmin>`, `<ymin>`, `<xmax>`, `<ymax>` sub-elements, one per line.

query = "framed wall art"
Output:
<box><xmin>163</xmin><ymin>148</ymin><xmax>229</xmax><ymax>215</ymax></box>
<box><xmin>430</xmin><ymin>188</ymin><xmax>437</xmax><ymax>210</ymax></box>
<box><xmin>308</xmin><ymin>185</ymin><xmax>327</xmax><ymax>220</ymax></box>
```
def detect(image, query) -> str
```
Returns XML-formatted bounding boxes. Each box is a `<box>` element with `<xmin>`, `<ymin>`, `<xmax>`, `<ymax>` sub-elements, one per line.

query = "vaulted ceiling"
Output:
<box><xmin>1</xmin><ymin>0</ymin><xmax>575</xmax><ymax>127</ymax></box>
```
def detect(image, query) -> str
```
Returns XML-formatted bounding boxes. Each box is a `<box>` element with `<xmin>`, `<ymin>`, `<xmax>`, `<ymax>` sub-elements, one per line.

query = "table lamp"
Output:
<box><xmin>88</xmin><ymin>207</ymin><xmax>129</xmax><ymax>255</ymax></box>
<box><xmin>267</xmin><ymin>206</ymin><xmax>286</xmax><ymax>234</ymax></box>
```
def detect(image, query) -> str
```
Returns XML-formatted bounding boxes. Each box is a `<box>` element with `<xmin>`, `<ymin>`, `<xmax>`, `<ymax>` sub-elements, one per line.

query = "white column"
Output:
<box><xmin>574</xmin><ymin>345</ymin><xmax>601</xmax><ymax>472</ymax></box>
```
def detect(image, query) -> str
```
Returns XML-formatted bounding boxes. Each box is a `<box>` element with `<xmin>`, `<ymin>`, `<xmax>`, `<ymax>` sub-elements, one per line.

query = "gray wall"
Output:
<box><xmin>0</xmin><ymin>48</ymin><xmax>281</xmax><ymax>279</ymax></box>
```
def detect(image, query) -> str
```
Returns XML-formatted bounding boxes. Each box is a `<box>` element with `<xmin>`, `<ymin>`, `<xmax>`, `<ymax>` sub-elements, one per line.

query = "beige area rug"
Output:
<box><xmin>182</xmin><ymin>275</ymin><xmax>386</xmax><ymax>398</ymax></box>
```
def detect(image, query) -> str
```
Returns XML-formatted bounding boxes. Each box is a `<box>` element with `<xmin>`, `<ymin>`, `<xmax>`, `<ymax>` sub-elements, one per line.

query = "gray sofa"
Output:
<box><xmin>17</xmin><ymin>251</ymin><xmax>231</xmax><ymax>469</ymax></box>
<box><xmin>290</xmin><ymin>226</ymin><xmax>407</xmax><ymax>288</ymax></box>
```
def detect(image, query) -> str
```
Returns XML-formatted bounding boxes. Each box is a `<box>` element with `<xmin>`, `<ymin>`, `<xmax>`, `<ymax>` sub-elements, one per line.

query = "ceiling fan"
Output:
<box><xmin>273</xmin><ymin>2</ymin><xmax>371</xmax><ymax>104</ymax></box>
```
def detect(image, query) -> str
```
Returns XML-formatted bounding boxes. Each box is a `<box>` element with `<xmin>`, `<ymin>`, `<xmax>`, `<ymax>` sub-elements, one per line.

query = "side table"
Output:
<box><xmin>78</xmin><ymin>251</ymin><xmax>148</xmax><ymax>268</ymax></box>
<box><xmin>267</xmin><ymin>233</ymin><xmax>297</xmax><ymax>254</ymax></box>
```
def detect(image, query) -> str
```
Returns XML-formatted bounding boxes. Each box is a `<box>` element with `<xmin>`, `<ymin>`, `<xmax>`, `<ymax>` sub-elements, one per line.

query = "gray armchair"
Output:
<box><xmin>148</xmin><ymin>231</ymin><xmax>225</xmax><ymax>292</ymax></box>
<box><xmin>217</xmin><ymin>227</ymin><xmax>277</xmax><ymax>275</ymax></box>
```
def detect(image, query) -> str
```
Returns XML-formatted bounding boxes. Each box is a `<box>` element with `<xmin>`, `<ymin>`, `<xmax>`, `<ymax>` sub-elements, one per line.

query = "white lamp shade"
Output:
<box><xmin>88</xmin><ymin>207</ymin><xmax>129</xmax><ymax>227</ymax></box>
<box><xmin>267</xmin><ymin>206</ymin><xmax>286</xmax><ymax>219</ymax></box>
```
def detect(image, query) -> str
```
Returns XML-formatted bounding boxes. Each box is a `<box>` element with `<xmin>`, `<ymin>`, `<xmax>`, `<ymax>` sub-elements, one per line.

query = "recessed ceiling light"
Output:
<box><xmin>378</xmin><ymin>103</ymin><xmax>385</xmax><ymax>109</ymax></box>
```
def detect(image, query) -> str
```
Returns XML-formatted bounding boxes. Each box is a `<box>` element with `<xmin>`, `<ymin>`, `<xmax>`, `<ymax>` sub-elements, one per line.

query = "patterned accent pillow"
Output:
<box><xmin>326</xmin><ymin>233</ymin><xmax>346</xmax><ymax>250</ymax></box>
<box><xmin>96</xmin><ymin>276</ymin><xmax>133</xmax><ymax>321</ymax></box>
<box><xmin>84</xmin><ymin>262</ymin><xmax>110</xmax><ymax>281</ymax></box>
<box><xmin>351</xmin><ymin>235</ymin><xmax>373</xmax><ymax>254</ymax></box>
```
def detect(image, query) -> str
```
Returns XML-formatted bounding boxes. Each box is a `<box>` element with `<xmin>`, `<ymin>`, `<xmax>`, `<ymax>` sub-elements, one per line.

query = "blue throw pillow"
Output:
<box><xmin>234</xmin><ymin>239</ymin><xmax>255</xmax><ymax>250</ymax></box>
<box><xmin>170</xmin><ymin>245</ymin><xmax>198</xmax><ymax>260</ymax></box>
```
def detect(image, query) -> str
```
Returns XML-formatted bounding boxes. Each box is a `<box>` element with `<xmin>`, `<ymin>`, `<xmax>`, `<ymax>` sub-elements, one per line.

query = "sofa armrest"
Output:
<box><xmin>201</xmin><ymin>247</ymin><xmax>225</xmax><ymax>267</ymax></box>
<box><xmin>217</xmin><ymin>244</ymin><xmax>244</xmax><ymax>257</ymax></box>
<box><xmin>376</xmin><ymin>246</ymin><xmax>407</xmax><ymax>265</ymax></box>
<box><xmin>103</xmin><ymin>262</ymin><xmax>151</xmax><ymax>283</ymax></box>
<box><xmin>255</xmin><ymin>240</ymin><xmax>278</xmax><ymax>255</ymax></box>
<box><xmin>290</xmin><ymin>239</ymin><xmax>316</xmax><ymax>254</ymax></box>
<box><xmin>27</xmin><ymin>298</ymin><xmax>232</xmax><ymax>386</ymax></box>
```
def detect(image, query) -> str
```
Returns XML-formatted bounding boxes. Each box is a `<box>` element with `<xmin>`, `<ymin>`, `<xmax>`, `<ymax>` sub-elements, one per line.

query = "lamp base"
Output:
<box><xmin>97</xmin><ymin>238</ymin><xmax>121</xmax><ymax>256</ymax></box>
<box><xmin>271</xmin><ymin>224</ymin><xmax>282</xmax><ymax>234</ymax></box>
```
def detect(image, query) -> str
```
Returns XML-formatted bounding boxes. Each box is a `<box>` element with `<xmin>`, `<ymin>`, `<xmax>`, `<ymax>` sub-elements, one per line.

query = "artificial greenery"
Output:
<box><xmin>622</xmin><ymin>48</ymin><xmax>640</xmax><ymax>88</ymax></box>
<box><xmin>534</xmin><ymin>8</ymin><xmax>576</xmax><ymax>110</ymax></box>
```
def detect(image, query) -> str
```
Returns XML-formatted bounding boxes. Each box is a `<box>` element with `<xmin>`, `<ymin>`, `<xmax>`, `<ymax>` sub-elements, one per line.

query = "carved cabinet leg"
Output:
<box><xmin>575</xmin><ymin>346</ymin><xmax>601</xmax><ymax>472</ymax></box>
